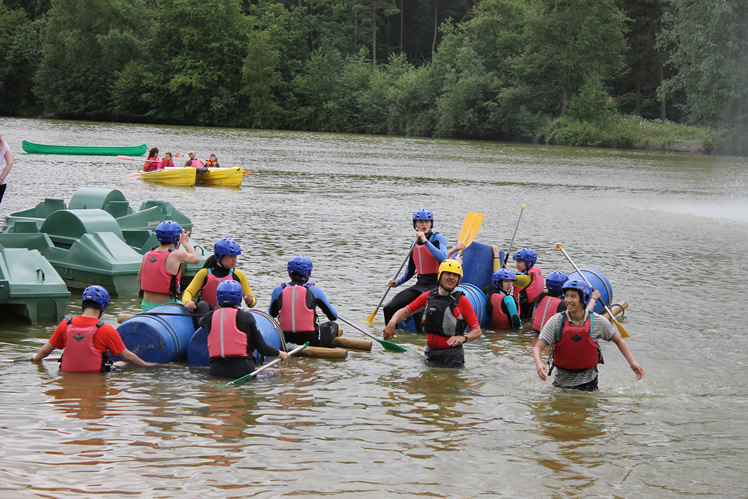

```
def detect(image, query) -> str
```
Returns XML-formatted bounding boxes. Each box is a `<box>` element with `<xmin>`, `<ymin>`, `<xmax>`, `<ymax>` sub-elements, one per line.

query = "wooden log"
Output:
<box><xmin>602</xmin><ymin>300</ymin><xmax>628</xmax><ymax>320</ymax></box>
<box><xmin>328</xmin><ymin>337</ymin><xmax>372</xmax><ymax>351</ymax></box>
<box><xmin>118</xmin><ymin>312</ymin><xmax>136</xmax><ymax>323</ymax></box>
<box><xmin>296</xmin><ymin>346</ymin><xmax>348</xmax><ymax>359</ymax></box>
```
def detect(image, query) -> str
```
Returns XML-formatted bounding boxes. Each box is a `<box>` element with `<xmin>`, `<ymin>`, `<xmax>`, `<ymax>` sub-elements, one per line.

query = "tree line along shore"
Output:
<box><xmin>1</xmin><ymin>0</ymin><xmax>745</xmax><ymax>156</ymax></box>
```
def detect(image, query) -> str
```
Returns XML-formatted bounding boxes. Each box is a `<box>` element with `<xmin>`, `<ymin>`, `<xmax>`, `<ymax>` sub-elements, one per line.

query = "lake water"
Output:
<box><xmin>0</xmin><ymin>117</ymin><xmax>747</xmax><ymax>497</ymax></box>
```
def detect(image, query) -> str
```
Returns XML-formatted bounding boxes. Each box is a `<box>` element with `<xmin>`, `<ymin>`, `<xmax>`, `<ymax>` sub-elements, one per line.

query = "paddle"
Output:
<box><xmin>556</xmin><ymin>243</ymin><xmax>631</xmax><ymax>338</ymax></box>
<box><xmin>339</xmin><ymin>317</ymin><xmax>407</xmax><ymax>352</ymax></box>
<box><xmin>364</xmin><ymin>240</ymin><xmax>416</xmax><ymax>323</ymax></box>
<box><xmin>503</xmin><ymin>204</ymin><xmax>525</xmax><ymax>266</ymax></box>
<box><xmin>1</xmin><ymin>356</ymin><xmax>61</xmax><ymax>363</ymax></box>
<box><xmin>218</xmin><ymin>342</ymin><xmax>309</xmax><ymax>387</ymax></box>
<box><xmin>457</xmin><ymin>212</ymin><xmax>484</xmax><ymax>255</ymax></box>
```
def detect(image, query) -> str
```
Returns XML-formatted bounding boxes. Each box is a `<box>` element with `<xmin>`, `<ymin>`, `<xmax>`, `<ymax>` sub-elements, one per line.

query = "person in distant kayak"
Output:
<box><xmin>384</xmin><ymin>259</ymin><xmax>482</xmax><ymax>368</ymax></box>
<box><xmin>158</xmin><ymin>151</ymin><xmax>175</xmax><ymax>170</ymax></box>
<box><xmin>183</xmin><ymin>237</ymin><xmax>256</xmax><ymax>316</ymax></box>
<box><xmin>269</xmin><ymin>255</ymin><xmax>339</xmax><ymax>347</ymax></box>
<box><xmin>383</xmin><ymin>208</ymin><xmax>450</xmax><ymax>331</ymax></box>
<box><xmin>201</xmin><ymin>280</ymin><xmax>289</xmax><ymax>379</ymax></box>
<box><xmin>205</xmin><ymin>154</ymin><xmax>219</xmax><ymax>167</ymax></box>
<box><xmin>532</xmin><ymin>279</ymin><xmax>644</xmax><ymax>391</ymax></box>
<box><xmin>138</xmin><ymin>220</ymin><xmax>201</xmax><ymax>312</ymax></box>
<box><xmin>144</xmin><ymin>147</ymin><xmax>159</xmax><ymax>172</ymax></box>
<box><xmin>0</xmin><ymin>134</ymin><xmax>13</xmax><ymax>205</ymax></box>
<box><xmin>511</xmin><ymin>248</ymin><xmax>543</xmax><ymax>319</ymax></box>
<box><xmin>483</xmin><ymin>268</ymin><xmax>521</xmax><ymax>329</ymax></box>
<box><xmin>184</xmin><ymin>150</ymin><xmax>205</xmax><ymax>168</ymax></box>
<box><xmin>32</xmin><ymin>286</ymin><xmax>156</xmax><ymax>372</ymax></box>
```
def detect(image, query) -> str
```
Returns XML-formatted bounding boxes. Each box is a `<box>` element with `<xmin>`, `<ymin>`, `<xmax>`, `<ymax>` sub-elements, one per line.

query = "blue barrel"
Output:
<box><xmin>456</xmin><ymin>283</ymin><xmax>488</xmax><ymax>327</ymax></box>
<box><xmin>116</xmin><ymin>304</ymin><xmax>195</xmax><ymax>363</ymax></box>
<box><xmin>187</xmin><ymin>309</ymin><xmax>287</xmax><ymax>367</ymax></box>
<box><xmin>397</xmin><ymin>283</ymin><xmax>488</xmax><ymax>330</ymax></box>
<box><xmin>461</xmin><ymin>241</ymin><xmax>502</xmax><ymax>290</ymax></box>
<box><xmin>567</xmin><ymin>268</ymin><xmax>613</xmax><ymax>314</ymax></box>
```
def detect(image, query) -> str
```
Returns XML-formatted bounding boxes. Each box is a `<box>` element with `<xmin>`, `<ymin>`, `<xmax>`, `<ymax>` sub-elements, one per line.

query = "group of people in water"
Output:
<box><xmin>32</xmin><ymin>208</ymin><xmax>644</xmax><ymax>392</ymax></box>
<box><xmin>142</xmin><ymin>148</ymin><xmax>220</xmax><ymax>172</ymax></box>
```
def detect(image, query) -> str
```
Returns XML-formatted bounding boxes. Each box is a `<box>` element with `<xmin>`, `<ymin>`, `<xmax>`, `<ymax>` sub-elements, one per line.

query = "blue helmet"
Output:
<box><xmin>216</xmin><ymin>280</ymin><xmax>243</xmax><ymax>307</ymax></box>
<box><xmin>545</xmin><ymin>270</ymin><xmax>568</xmax><ymax>293</ymax></box>
<box><xmin>214</xmin><ymin>237</ymin><xmax>241</xmax><ymax>261</ymax></box>
<box><xmin>81</xmin><ymin>285</ymin><xmax>110</xmax><ymax>312</ymax></box>
<box><xmin>562</xmin><ymin>279</ymin><xmax>592</xmax><ymax>306</ymax></box>
<box><xmin>288</xmin><ymin>255</ymin><xmax>313</xmax><ymax>279</ymax></box>
<box><xmin>512</xmin><ymin>248</ymin><xmax>537</xmax><ymax>268</ymax></box>
<box><xmin>155</xmin><ymin>220</ymin><xmax>182</xmax><ymax>244</ymax></box>
<box><xmin>492</xmin><ymin>268</ymin><xmax>516</xmax><ymax>288</ymax></box>
<box><xmin>412</xmin><ymin>208</ymin><xmax>434</xmax><ymax>228</ymax></box>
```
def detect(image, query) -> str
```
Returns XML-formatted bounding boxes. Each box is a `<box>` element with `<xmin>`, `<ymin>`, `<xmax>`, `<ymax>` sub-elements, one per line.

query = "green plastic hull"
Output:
<box><xmin>22</xmin><ymin>141</ymin><xmax>147</xmax><ymax>156</ymax></box>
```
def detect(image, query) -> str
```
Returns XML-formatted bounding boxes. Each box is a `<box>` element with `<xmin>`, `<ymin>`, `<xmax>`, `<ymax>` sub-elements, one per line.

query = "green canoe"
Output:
<box><xmin>22</xmin><ymin>141</ymin><xmax>147</xmax><ymax>156</ymax></box>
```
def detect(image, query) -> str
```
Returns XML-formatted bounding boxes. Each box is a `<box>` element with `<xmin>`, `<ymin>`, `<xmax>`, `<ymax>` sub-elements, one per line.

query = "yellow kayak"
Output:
<box><xmin>196</xmin><ymin>167</ymin><xmax>245</xmax><ymax>187</ymax></box>
<box><xmin>136</xmin><ymin>168</ymin><xmax>197</xmax><ymax>186</ymax></box>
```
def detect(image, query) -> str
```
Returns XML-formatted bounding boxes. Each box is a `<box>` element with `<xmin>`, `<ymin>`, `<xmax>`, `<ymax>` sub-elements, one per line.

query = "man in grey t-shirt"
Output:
<box><xmin>532</xmin><ymin>279</ymin><xmax>644</xmax><ymax>391</ymax></box>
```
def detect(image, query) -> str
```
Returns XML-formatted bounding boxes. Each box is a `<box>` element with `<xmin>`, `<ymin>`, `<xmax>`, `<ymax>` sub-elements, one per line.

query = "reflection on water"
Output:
<box><xmin>0</xmin><ymin>117</ymin><xmax>746</xmax><ymax>496</ymax></box>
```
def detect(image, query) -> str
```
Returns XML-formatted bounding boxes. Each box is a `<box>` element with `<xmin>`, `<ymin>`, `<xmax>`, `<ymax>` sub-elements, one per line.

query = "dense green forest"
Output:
<box><xmin>1</xmin><ymin>0</ymin><xmax>746</xmax><ymax>155</ymax></box>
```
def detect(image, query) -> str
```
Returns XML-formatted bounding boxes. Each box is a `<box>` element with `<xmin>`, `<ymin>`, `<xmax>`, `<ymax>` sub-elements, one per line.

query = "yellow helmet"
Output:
<box><xmin>438</xmin><ymin>259</ymin><xmax>463</xmax><ymax>282</ymax></box>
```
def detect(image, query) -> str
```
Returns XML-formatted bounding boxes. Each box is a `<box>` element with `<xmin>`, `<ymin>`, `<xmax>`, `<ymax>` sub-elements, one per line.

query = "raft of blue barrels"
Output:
<box><xmin>116</xmin><ymin>241</ymin><xmax>621</xmax><ymax>366</ymax></box>
<box><xmin>0</xmin><ymin>187</ymin><xmax>211</xmax><ymax>323</ymax></box>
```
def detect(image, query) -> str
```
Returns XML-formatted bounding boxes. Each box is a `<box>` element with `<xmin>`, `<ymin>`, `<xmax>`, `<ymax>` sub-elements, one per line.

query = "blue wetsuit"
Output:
<box><xmin>384</xmin><ymin>232</ymin><xmax>448</xmax><ymax>328</ymax></box>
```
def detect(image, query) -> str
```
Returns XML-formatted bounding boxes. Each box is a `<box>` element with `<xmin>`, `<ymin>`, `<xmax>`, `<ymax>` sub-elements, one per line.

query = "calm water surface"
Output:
<box><xmin>0</xmin><ymin>117</ymin><xmax>747</xmax><ymax>497</ymax></box>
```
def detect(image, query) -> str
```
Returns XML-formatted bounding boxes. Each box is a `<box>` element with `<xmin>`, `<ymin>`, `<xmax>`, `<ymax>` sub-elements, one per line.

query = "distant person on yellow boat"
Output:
<box><xmin>200</xmin><ymin>280</ymin><xmax>289</xmax><ymax>379</ymax></box>
<box><xmin>184</xmin><ymin>150</ymin><xmax>205</xmax><ymax>168</ymax></box>
<box><xmin>183</xmin><ymin>237</ymin><xmax>256</xmax><ymax>317</ymax></box>
<box><xmin>32</xmin><ymin>286</ymin><xmax>156</xmax><ymax>372</ymax></box>
<box><xmin>158</xmin><ymin>151</ymin><xmax>174</xmax><ymax>170</ymax></box>
<box><xmin>138</xmin><ymin>220</ymin><xmax>201</xmax><ymax>312</ymax></box>
<box><xmin>205</xmin><ymin>154</ymin><xmax>219</xmax><ymax>167</ymax></box>
<box><xmin>532</xmin><ymin>279</ymin><xmax>644</xmax><ymax>391</ymax></box>
<box><xmin>384</xmin><ymin>259</ymin><xmax>481</xmax><ymax>368</ymax></box>
<box><xmin>144</xmin><ymin>147</ymin><xmax>159</xmax><ymax>172</ymax></box>
<box><xmin>269</xmin><ymin>255</ymin><xmax>339</xmax><ymax>347</ymax></box>
<box><xmin>511</xmin><ymin>248</ymin><xmax>543</xmax><ymax>319</ymax></box>
<box><xmin>0</xmin><ymin>134</ymin><xmax>13</xmax><ymax>205</ymax></box>
<box><xmin>483</xmin><ymin>268</ymin><xmax>521</xmax><ymax>329</ymax></box>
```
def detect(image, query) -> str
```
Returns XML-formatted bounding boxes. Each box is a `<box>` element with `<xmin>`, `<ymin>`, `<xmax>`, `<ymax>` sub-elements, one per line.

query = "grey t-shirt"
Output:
<box><xmin>537</xmin><ymin>311</ymin><xmax>616</xmax><ymax>387</ymax></box>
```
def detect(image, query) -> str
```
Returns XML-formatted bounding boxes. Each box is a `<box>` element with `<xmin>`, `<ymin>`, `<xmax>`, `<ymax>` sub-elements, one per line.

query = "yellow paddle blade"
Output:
<box><xmin>613</xmin><ymin>317</ymin><xmax>630</xmax><ymax>338</ymax></box>
<box><xmin>365</xmin><ymin>309</ymin><xmax>377</xmax><ymax>324</ymax></box>
<box><xmin>457</xmin><ymin>212</ymin><xmax>484</xmax><ymax>254</ymax></box>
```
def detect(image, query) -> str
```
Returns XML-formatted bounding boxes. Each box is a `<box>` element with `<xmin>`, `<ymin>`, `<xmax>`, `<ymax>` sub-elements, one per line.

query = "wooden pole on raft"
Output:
<box><xmin>296</xmin><ymin>346</ymin><xmax>348</xmax><ymax>359</ymax></box>
<box><xmin>328</xmin><ymin>337</ymin><xmax>372</xmax><ymax>351</ymax></box>
<box><xmin>602</xmin><ymin>300</ymin><xmax>628</xmax><ymax>321</ymax></box>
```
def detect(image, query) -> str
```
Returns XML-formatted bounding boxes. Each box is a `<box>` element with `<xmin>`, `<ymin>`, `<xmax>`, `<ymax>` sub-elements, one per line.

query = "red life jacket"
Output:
<box><xmin>61</xmin><ymin>318</ymin><xmax>106</xmax><ymax>373</ymax></box>
<box><xmin>532</xmin><ymin>294</ymin><xmax>563</xmax><ymax>333</ymax></box>
<box><xmin>423</xmin><ymin>289</ymin><xmax>467</xmax><ymax>349</ymax></box>
<box><xmin>144</xmin><ymin>157</ymin><xmax>159</xmax><ymax>172</ymax></box>
<box><xmin>278</xmin><ymin>284</ymin><xmax>316</xmax><ymax>333</ymax></box>
<box><xmin>208</xmin><ymin>307</ymin><xmax>249</xmax><ymax>359</ymax></box>
<box><xmin>140</xmin><ymin>249</ymin><xmax>182</xmax><ymax>296</ymax></box>
<box><xmin>490</xmin><ymin>292</ymin><xmax>515</xmax><ymax>329</ymax></box>
<box><xmin>552</xmin><ymin>313</ymin><xmax>598</xmax><ymax>370</ymax></box>
<box><xmin>513</xmin><ymin>266</ymin><xmax>543</xmax><ymax>316</ymax></box>
<box><xmin>201</xmin><ymin>269</ymin><xmax>235</xmax><ymax>308</ymax></box>
<box><xmin>413</xmin><ymin>236</ymin><xmax>441</xmax><ymax>276</ymax></box>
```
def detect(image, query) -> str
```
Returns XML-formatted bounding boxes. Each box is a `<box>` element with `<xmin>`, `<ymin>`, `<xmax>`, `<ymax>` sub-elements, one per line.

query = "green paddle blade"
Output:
<box><xmin>377</xmin><ymin>338</ymin><xmax>407</xmax><ymax>352</ymax></box>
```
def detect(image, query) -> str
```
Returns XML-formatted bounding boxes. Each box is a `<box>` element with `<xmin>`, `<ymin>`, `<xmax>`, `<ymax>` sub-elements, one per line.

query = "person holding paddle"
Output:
<box><xmin>200</xmin><ymin>280</ymin><xmax>289</xmax><ymax>378</ymax></box>
<box><xmin>143</xmin><ymin>147</ymin><xmax>160</xmax><ymax>172</ymax></box>
<box><xmin>532</xmin><ymin>279</ymin><xmax>644</xmax><ymax>391</ymax></box>
<box><xmin>383</xmin><ymin>208</ymin><xmax>450</xmax><ymax>331</ymax></box>
<box><xmin>32</xmin><ymin>286</ymin><xmax>156</xmax><ymax>372</ymax></box>
<box><xmin>511</xmin><ymin>247</ymin><xmax>544</xmax><ymax>319</ymax></box>
<box><xmin>182</xmin><ymin>237</ymin><xmax>256</xmax><ymax>317</ymax></box>
<box><xmin>384</xmin><ymin>259</ymin><xmax>482</xmax><ymax>368</ymax></box>
<box><xmin>269</xmin><ymin>255</ymin><xmax>340</xmax><ymax>347</ymax></box>
<box><xmin>138</xmin><ymin>220</ymin><xmax>201</xmax><ymax>312</ymax></box>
